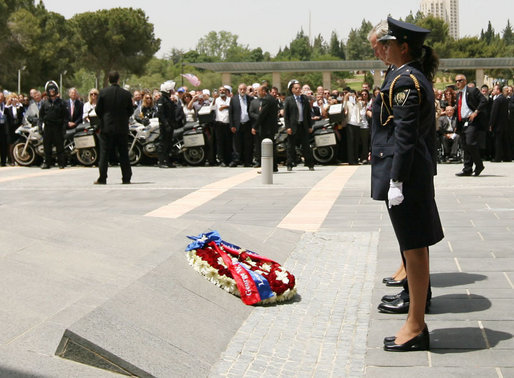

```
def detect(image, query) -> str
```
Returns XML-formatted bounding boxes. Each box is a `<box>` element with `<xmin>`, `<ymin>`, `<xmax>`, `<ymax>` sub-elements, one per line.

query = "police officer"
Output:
<box><xmin>39</xmin><ymin>81</ymin><xmax>68</xmax><ymax>169</ymax></box>
<box><xmin>156</xmin><ymin>80</ymin><xmax>177</xmax><ymax>168</ymax></box>
<box><xmin>371</xmin><ymin>17</ymin><xmax>444</xmax><ymax>352</ymax></box>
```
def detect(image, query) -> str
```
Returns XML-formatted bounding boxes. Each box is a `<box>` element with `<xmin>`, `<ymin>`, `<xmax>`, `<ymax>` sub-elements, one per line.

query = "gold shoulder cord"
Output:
<box><xmin>381</xmin><ymin>73</ymin><xmax>422</xmax><ymax>127</ymax></box>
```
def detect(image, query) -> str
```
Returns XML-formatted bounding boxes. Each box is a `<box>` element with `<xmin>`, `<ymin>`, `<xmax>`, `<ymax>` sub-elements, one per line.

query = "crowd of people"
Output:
<box><xmin>435</xmin><ymin>80</ymin><xmax>514</xmax><ymax>168</ymax></box>
<box><xmin>1</xmin><ymin>73</ymin><xmax>513</xmax><ymax>170</ymax></box>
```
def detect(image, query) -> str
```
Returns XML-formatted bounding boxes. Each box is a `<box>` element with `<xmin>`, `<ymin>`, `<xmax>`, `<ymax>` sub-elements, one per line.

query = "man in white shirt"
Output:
<box><xmin>213</xmin><ymin>86</ymin><xmax>232</xmax><ymax>166</ymax></box>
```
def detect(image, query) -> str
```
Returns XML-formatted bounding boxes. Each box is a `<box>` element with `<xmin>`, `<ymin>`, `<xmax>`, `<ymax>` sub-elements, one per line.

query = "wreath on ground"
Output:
<box><xmin>185</xmin><ymin>231</ymin><xmax>297</xmax><ymax>305</ymax></box>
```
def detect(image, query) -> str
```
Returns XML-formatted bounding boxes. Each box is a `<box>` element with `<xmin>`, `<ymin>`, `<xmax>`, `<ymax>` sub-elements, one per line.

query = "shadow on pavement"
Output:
<box><xmin>430</xmin><ymin>327</ymin><xmax>512</xmax><ymax>352</ymax></box>
<box><xmin>429</xmin><ymin>293</ymin><xmax>491</xmax><ymax>314</ymax></box>
<box><xmin>430</xmin><ymin>272</ymin><xmax>487</xmax><ymax>288</ymax></box>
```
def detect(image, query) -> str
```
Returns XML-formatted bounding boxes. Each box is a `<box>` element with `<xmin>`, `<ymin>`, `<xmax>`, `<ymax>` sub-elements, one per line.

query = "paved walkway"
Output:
<box><xmin>0</xmin><ymin>161</ymin><xmax>512</xmax><ymax>377</ymax></box>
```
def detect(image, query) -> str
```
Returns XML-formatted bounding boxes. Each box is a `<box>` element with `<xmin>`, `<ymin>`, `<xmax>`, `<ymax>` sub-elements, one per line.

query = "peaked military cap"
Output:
<box><xmin>379</xmin><ymin>17</ymin><xmax>430</xmax><ymax>46</ymax></box>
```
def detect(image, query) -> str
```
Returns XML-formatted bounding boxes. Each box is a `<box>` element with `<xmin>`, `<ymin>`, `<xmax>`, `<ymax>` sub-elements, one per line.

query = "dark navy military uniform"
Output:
<box><xmin>371</xmin><ymin>62</ymin><xmax>443</xmax><ymax>251</ymax></box>
<box><xmin>156</xmin><ymin>92</ymin><xmax>177</xmax><ymax>166</ymax></box>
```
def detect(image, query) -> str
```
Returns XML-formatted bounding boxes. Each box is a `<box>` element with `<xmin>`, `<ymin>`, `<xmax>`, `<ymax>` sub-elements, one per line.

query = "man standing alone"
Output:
<box><xmin>455</xmin><ymin>74</ymin><xmax>487</xmax><ymax>176</ymax></box>
<box><xmin>94</xmin><ymin>71</ymin><xmax>133</xmax><ymax>184</ymax></box>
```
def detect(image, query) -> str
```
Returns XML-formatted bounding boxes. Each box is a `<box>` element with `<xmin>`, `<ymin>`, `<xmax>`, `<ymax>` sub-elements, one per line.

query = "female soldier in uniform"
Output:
<box><xmin>371</xmin><ymin>17</ymin><xmax>444</xmax><ymax>352</ymax></box>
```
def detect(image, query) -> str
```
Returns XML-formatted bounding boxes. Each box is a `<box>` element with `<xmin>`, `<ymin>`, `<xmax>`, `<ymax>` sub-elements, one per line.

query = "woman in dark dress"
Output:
<box><xmin>5</xmin><ymin>93</ymin><xmax>25</xmax><ymax>165</ymax></box>
<box><xmin>371</xmin><ymin>17</ymin><xmax>444</xmax><ymax>352</ymax></box>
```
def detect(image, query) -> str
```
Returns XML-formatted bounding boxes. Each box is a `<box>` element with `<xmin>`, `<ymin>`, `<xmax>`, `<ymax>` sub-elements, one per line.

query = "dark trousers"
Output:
<box><xmin>0</xmin><ymin>125</ymin><xmax>7</xmax><ymax>165</ymax></box>
<box><xmin>287</xmin><ymin>125</ymin><xmax>313</xmax><ymax>167</ymax></box>
<box><xmin>158</xmin><ymin>125</ymin><xmax>173</xmax><ymax>165</ymax></box>
<box><xmin>494</xmin><ymin>129</ymin><xmax>512</xmax><ymax>161</ymax></box>
<box><xmin>215</xmin><ymin>122</ymin><xmax>232</xmax><ymax>165</ymax></box>
<box><xmin>346</xmin><ymin>123</ymin><xmax>360</xmax><ymax>165</ymax></box>
<box><xmin>359</xmin><ymin>127</ymin><xmax>370</xmax><ymax>162</ymax></box>
<box><xmin>442</xmin><ymin>134</ymin><xmax>460</xmax><ymax>157</ymax></box>
<box><xmin>98</xmin><ymin>132</ymin><xmax>131</xmax><ymax>182</ymax></box>
<box><xmin>234</xmin><ymin>122</ymin><xmax>253</xmax><ymax>166</ymax></box>
<box><xmin>43</xmin><ymin>126</ymin><xmax>65</xmax><ymax>166</ymax></box>
<box><xmin>256</xmin><ymin>133</ymin><xmax>277</xmax><ymax>170</ymax></box>
<box><xmin>461</xmin><ymin>124</ymin><xmax>483</xmax><ymax>173</ymax></box>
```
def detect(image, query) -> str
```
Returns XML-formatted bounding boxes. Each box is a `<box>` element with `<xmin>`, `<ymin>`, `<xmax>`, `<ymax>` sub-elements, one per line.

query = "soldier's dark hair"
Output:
<box><xmin>108</xmin><ymin>71</ymin><xmax>120</xmax><ymax>84</ymax></box>
<box><xmin>410</xmin><ymin>44</ymin><xmax>439</xmax><ymax>83</ymax></box>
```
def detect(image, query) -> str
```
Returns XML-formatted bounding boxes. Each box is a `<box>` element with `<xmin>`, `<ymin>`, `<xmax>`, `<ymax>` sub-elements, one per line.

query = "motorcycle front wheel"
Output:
<box><xmin>128</xmin><ymin>142</ymin><xmax>142</xmax><ymax>166</ymax></box>
<box><xmin>313</xmin><ymin>145</ymin><xmax>335</xmax><ymax>164</ymax></box>
<box><xmin>76</xmin><ymin>148</ymin><xmax>98</xmax><ymax>166</ymax></box>
<box><xmin>13</xmin><ymin>142</ymin><xmax>37</xmax><ymax>166</ymax></box>
<box><xmin>183</xmin><ymin>147</ymin><xmax>206</xmax><ymax>166</ymax></box>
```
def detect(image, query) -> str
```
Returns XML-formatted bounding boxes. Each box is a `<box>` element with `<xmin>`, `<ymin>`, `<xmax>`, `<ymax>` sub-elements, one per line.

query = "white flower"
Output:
<box><xmin>217</xmin><ymin>257</ymin><xmax>228</xmax><ymax>268</ymax></box>
<box><xmin>275</xmin><ymin>269</ymin><xmax>290</xmax><ymax>284</ymax></box>
<box><xmin>261</xmin><ymin>263</ymin><xmax>272</xmax><ymax>272</ymax></box>
<box><xmin>245</xmin><ymin>258</ymin><xmax>257</xmax><ymax>267</ymax></box>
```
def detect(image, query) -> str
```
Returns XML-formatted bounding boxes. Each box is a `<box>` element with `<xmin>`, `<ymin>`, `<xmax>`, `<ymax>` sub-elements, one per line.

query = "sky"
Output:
<box><xmin>43</xmin><ymin>0</ymin><xmax>514</xmax><ymax>58</ymax></box>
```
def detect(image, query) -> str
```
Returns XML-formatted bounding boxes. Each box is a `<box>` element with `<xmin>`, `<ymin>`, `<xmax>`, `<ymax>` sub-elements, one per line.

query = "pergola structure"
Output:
<box><xmin>191</xmin><ymin>58</ymin><xmax>514</xmax><ymax>91</ymax></box>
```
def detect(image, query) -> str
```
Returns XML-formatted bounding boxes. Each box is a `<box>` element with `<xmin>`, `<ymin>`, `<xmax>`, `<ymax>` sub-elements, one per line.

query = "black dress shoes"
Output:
<box><xmin>381</xmin><ymin>291</ymin><xmax>408</xmax><ymax>303</ymax></box>
<box><xmin>385</xmin><ymin>277</ymin><xmax>406</xmax><ymax>287</ymax></box>
<box><xmin>384</xmin><ymin>325</ymin><xmax>430</xmax><ymax>352</ymax></box>
<box><xmin>455</xmin><ymin>170</ymin><xmax>472</xmax><ymax>176</ymax></box>
<box><xmin>378</xmin><ymin>297</ymin><xmax>430</xmax><ymax>314</ymax></box>
<box><xmin>382</xmin><ymin>276</ymin><xmax>394</xmax><ymax>283</ymax></box>
<box><xmin>94</xmin><ymin>179</ymin><xmax>106</xmax><ymax>185</ymax></box>
<box><xmin>474</xmin><ymin>166</ymin><xmax>484</xmax><ymax>176</ymax></box>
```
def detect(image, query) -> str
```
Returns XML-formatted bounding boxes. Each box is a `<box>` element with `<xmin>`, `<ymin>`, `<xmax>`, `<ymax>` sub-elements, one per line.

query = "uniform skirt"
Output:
<box><xmin>387</xmin><ymin>196</ymin><xmax>444</xmax><ymax>251</ymax></box>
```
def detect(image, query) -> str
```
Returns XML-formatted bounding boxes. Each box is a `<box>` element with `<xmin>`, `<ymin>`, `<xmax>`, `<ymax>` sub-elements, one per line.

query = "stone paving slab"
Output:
<box><xmin>209</xmin><ymin>231</ymin><xmax>378</xmax><ymax>377</ymax></box>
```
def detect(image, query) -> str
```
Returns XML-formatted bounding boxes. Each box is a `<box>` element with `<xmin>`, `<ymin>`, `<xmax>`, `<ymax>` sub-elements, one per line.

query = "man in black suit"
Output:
<box><xmin>229</xmin><ymin>83</ymin><xmax>254</xmax><ymax>167</ymax></box>
<box><xmin>438</xmin><ymin>106</ymin><xmax>460</xmax><ymax>161</ymax></box>
<box><xmin>489</xmin><ymin>84</ymin><xmax>512</xmax><ymax>162</ymax></box>
<box><xmin>455</xmin><ymin>74</ymin><xmax>488</xmax><ymax>176</ymax></box>
<box><xmin>283</xmin><ymin>80</ymin><xmax>314</xmax><ymax>171</ymax></box>
<box><xmin>252</xmin><ymin>84</ymin><xmax>278</xmax><ymax>172</ymax></box>
<box><xmin>94</xmin><ymin>71</ymin><xmax>133</xmax><ymax>184</ymax></box>
<box><xmin>66</xmin><ymin>88</ymin><xmax>83</xmax><ymax>130</ymax></box>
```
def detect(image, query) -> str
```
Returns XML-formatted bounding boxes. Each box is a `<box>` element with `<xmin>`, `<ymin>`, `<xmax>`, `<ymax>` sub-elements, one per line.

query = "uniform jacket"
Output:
<box><xmin>371</xmin><ymin>62</ymin><xmax>437</xmax><ymax>201</ymax></box>
<box><xmin>156</xmin><ymin>93</ymin><xmax>177</xmax><ymax>131</ymax></box>
<box><xmin>284</xmin><ymin>94</ymin><xmax>312</xmax><ymax>134</ymax></box>
<box><xmin>39</xmin><ymin>97</ymin><xmax>68</xmax><ymax>129</ymax></box>
<box><xmin>95</xmin><ymin>84</ymin><xmax>133</xmax><ymax>135</ymax></box>
<box><xmin>254</xmin><ymin>94</ymin><xmax>278</xmax><ymax>137</ymax></box>
<box><xmin>229</xmin><ymin>94</ymin><xmax>253</xmax><ymax>130</ymax></box>
<box><xmin>489</xmin><ymin>93</ymin><xmax>509</xmax><ymax>132</ymax></box>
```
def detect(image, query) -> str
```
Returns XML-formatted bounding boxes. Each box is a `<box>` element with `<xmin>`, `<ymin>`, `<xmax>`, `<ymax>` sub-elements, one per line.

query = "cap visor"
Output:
<box><xmin>378</xmin><ymin>34</ymin><xmax>396</xmax><ymax>42</ymax></box>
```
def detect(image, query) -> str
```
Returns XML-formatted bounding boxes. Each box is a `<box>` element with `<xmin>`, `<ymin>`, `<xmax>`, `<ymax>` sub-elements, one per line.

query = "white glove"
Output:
<box><xmin>388</xmin><ymin>179</ymin><xmax>404</xmax><ymax>209</ymax></box>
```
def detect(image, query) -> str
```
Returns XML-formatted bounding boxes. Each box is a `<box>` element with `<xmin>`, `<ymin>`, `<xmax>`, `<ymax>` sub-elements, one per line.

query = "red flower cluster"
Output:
<box><xmin>194</xmin><ymin>244</ymin><xmax>295</xmax><ymax>296</ymax></box>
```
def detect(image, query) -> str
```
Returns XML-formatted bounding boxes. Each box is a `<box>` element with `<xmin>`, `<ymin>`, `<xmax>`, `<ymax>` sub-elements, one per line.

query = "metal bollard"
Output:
<box><xmin>261</xmin><ymin>138</ymin><xmax>273</xmax><ymax>184</ymax></box>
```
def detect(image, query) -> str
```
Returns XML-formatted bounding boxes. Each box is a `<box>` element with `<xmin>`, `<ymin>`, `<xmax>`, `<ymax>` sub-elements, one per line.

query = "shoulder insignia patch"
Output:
<box><xmin>394</xmin><ymin>89</ymin><xmax>410</xmax><ymax>106</ymax></box>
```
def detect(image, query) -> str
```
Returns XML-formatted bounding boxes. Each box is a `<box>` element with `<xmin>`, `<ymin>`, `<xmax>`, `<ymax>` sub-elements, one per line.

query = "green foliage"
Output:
<box><xmin>71</xmin><ymin>7</ymin><xmax>160</xmax><ymax>87</ymax></box>
<box><xmin>346</xmin><ymin>20</ymin><xmax>373</xmax><ymax>60</ymax></box>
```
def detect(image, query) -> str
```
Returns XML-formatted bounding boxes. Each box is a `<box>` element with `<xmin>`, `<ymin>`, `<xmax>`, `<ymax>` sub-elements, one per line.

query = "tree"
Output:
<box><xmin>346</xmin><ymin>20</ymin><xmax>373</xmax><ymax>60</ymax></box>
<box><xmin>503</xmin><ymin>20</ymin><xmax>514</xmax><ymax>45</ymax></box>
<box><xmin>289</xmin><ymin>29</ymin><xmax>311</xmax><ymax>61</ymax></box>
<box><xmin>4</xmin><ymin>3</ymin><xmax>77</xmax><ymax>92</ymax></box>
<box><xmin>481</xmin><ymin>21</ymin><xmax>499</xmax><ymax>44</ymax></box>
<box><xmin>329</xmin><ymin>31</ymin><xmax>345</xmax><ymax>59</ymax></box>
<box><xmin>416</xmin><ymin>15</ymin><xmax>450</xmax><ymax>44</ymax></box>
<box><xmin>196</xmin><ymin>30</ymin><xmax>239</xmax><ymax>61</ymax></box>
<box><xmin>71</xmin><ymin>8</ymin><xmax>160</xmax><ymax>87</ymax></box>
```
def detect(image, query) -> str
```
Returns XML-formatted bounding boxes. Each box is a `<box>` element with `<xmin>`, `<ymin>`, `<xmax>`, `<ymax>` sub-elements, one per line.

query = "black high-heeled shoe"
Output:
<box><xmin>385</xmin><ymin>277</ymin><xmax>407</xmax><ymax>287</ymax></box>
<box><xmin>383</xmin><ymin>335</ymin><xmax>396</xmax><ymax>343</ymax></box>
<box><xmin>382</xmin><ymin>276</ymin><xmax>394</xmax><ymax>283</ymax></box>
<box><xmin>384</xmin><ymin>326</ymin><xmax>430</xmax><ymax>352</ymax></box>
